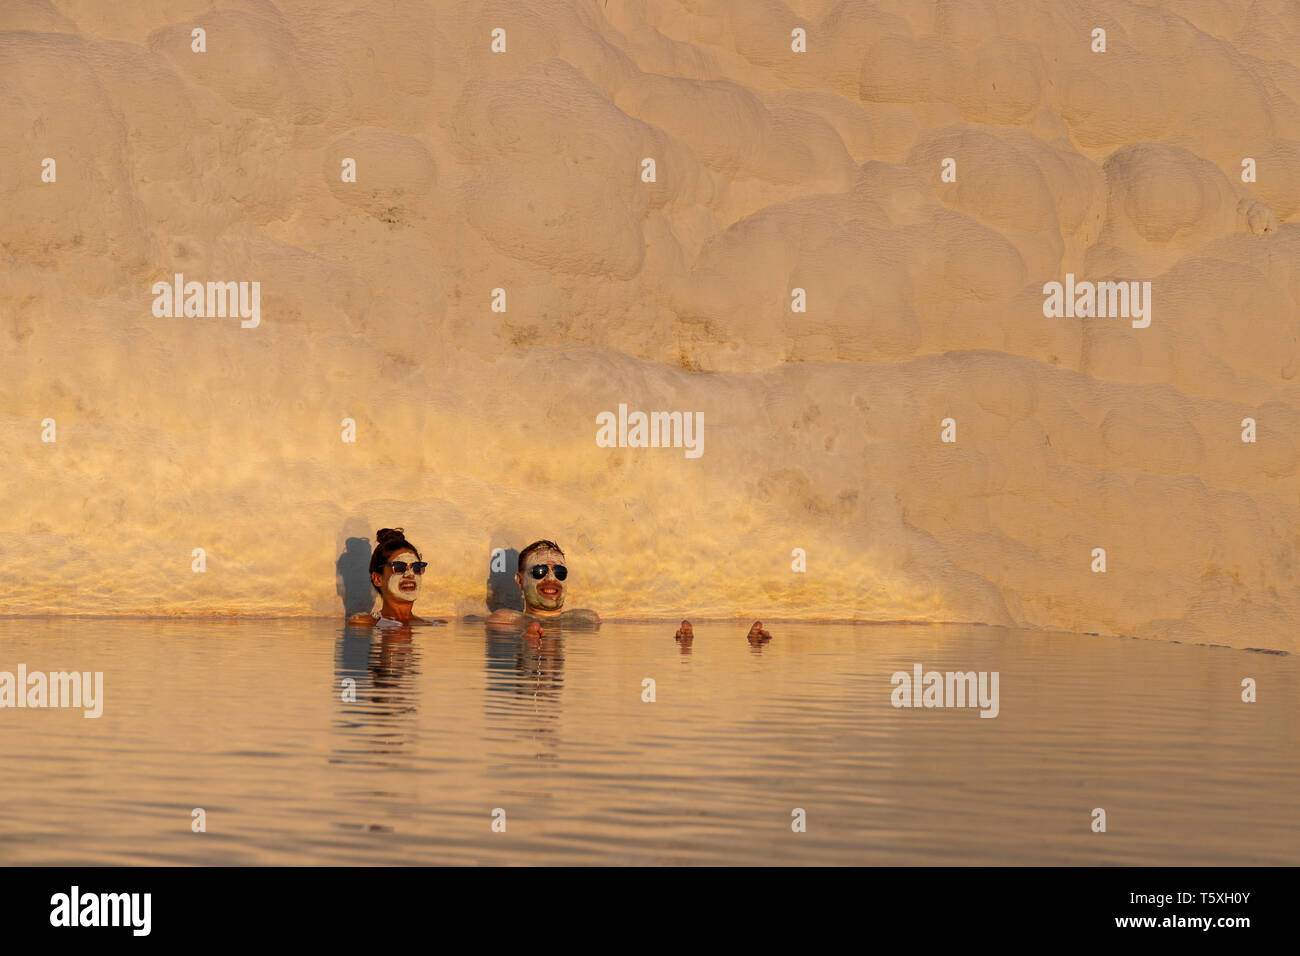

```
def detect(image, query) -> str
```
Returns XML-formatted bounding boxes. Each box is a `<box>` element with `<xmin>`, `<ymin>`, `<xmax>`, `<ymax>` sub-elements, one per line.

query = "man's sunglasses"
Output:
<box><xmin>526</xmin><ymin>563</ymin><xmax>567</xmax><ymax>581</ymax></box>
<box><xmin>385</xmin><ymin>561</ymin><xmax>428</xmax><ymax>575</ymax></box>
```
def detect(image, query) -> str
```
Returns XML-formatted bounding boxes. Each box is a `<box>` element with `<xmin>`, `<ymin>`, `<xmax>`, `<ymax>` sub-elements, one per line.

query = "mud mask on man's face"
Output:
<box><xmin>519</xmin><ymin>550</ymin><xmax>566</xmax><ymax>611</ymax></box>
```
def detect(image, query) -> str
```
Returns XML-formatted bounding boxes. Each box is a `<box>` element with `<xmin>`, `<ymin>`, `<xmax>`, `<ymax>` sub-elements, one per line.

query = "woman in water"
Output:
<box><xmin>347</xmin><ymin>528</ymin><xmax>442</xmax><ymax>628</ymax></box>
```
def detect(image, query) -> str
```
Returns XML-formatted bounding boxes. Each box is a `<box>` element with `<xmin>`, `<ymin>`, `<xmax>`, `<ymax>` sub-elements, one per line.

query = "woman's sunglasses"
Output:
<box><xmin>385</xmin><ymin>561</ymin><xmax>428</xmax><ymax>575</ymax></box>
<box><xmin>527</xmin><ymin>563</ymin><xmax>567</xmax><ymax>581</ymax></box>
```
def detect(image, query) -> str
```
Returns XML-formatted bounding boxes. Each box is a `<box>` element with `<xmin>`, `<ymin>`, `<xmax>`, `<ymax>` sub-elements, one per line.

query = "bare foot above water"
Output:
<box><xmin>674</xmin><ymin>619</ymin><xmax>771</xmax><ymax>642</ymax></box>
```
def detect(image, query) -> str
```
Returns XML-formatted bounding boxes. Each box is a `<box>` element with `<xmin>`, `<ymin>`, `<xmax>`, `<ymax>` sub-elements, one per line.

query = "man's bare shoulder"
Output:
<box><xmin>485</xmin><ymin>608</ymin><xmax>526</xmax><ymax>630</ymax></box>
<box><xmin>346</xmin><ymin>613</ymin><xmax>377</xmax><ymax>627</ymax></box>
<box><xmin>560</xmin><ymin>609</ymin><xmax>601</xmax><ymax>628</ymax></box>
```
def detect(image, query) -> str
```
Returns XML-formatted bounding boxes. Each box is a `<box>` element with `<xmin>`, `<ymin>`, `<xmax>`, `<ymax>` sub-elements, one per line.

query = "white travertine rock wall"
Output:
<box><xmin>1</xmin><ymin>1</ymin><xmax>1297</xmax><ymax>649</ymax></box>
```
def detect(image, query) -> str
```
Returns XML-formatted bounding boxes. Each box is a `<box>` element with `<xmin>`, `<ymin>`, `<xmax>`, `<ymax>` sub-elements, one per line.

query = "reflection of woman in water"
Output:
<box><xmin>347</xmin><ymin>528</ymin><xmax>443</xmax><ymax>628</ymax></box>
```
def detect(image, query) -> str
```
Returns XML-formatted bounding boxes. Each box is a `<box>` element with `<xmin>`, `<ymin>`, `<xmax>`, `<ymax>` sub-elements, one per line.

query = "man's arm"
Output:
<box><xmin>561</xmin><ymin>608</ymin><xmax>601</xmax><ymax>628</ymax></box>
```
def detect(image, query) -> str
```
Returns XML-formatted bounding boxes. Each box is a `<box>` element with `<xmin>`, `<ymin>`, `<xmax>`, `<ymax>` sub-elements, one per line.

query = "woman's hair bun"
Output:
<box><xmin>376</xmin><ymin>527</ymin><xmax>405</xmax><ymax>543</ymax></box>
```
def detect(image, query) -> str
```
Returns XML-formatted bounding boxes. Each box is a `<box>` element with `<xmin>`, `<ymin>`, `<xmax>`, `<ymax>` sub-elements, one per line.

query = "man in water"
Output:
<box><xmin>485</xmin><ymin>540</ymin><xmax>601</xmax><ymax>632</ymax></box>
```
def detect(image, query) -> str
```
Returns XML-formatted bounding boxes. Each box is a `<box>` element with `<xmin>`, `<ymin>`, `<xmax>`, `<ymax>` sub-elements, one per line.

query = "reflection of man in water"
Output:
<box><xmin>485</xmin><ymin>540</ymin><xmax>600</xmax><ymax>632</ymax></box>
